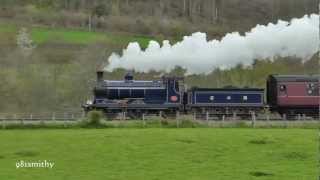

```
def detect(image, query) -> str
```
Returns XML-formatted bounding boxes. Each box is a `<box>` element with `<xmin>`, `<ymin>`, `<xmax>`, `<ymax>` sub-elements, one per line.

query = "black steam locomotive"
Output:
<box><xmin>83</xmin><ymin>71</ymin><xmax>184</xmax><ymax>117</ymax></box>
<box><xmin>83</xmin><ymin>71</ymin><xmax>319</xmax><ymax>118</ymax></box>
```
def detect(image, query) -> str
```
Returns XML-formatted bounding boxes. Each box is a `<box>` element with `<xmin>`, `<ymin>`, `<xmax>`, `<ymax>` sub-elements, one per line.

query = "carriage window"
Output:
<box><xmin>306</xmin><ymin>83</ymin><xmax>318</xmax><ymax>95</ymax></box>
<box><xmin>279</xmin><ymin>85</ymin><xmax>286</xmax><ymax>91</ymax></box>
<box><xmin>243</xmin><ymin>96</ymin><xmax>248</xmax><ymax>101</ymax></box>
<box><xmin>308</xmin><ymin>83</ymin><xmax>315</xmax><ymax>89</ymax></box>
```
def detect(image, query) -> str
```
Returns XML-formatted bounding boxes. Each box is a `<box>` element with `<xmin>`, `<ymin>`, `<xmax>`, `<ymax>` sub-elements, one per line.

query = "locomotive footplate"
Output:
<box><xmin>92</xmin><ymin>103</ymin><xmax>182</xmax><ymax>110</ymax></box>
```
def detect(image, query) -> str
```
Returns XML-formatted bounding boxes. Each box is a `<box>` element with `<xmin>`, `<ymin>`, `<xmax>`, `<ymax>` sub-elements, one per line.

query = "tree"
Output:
<box><xmin>16</xmin><ymin>27</ymin><xmax>36</xmax><ymax>57</ymax></box>
<box><xmin>214</xmin><ymin>0</ymin><xmax>221</xmax><ymax>23</ymax></box>
<box><xmin>92</xmin><ymin>4</ymin><xmax>110</xmax><ymax>17</ymax></box>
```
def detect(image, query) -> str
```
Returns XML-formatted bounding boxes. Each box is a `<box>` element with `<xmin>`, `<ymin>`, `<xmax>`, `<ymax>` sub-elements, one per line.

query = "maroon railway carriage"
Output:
<box><xmin>267</xmin><ymin>75</ymin><xmax>320</xmax><ymax>118</ymax></box>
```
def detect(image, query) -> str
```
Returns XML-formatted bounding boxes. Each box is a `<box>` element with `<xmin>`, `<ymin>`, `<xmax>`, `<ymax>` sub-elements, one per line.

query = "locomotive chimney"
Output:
<box><xmin>97</xmin><ymin>71</ymin><xmax>104</xmax><ymax>82</ymax></box>
<box><xmin>124</xmin><ymin>71</ymin><xmax>134</xmax><ymax>81</ymax></box>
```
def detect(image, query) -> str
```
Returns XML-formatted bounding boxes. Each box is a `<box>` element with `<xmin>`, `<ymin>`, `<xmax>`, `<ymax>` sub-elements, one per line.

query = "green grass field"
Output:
<box><xmin>0</xmin><ymin>128</ymin><xmax>317</xmax><ymax>180</ymax></box>
<box><xmin>0</xmin><ymin>24</ymin><xmax>153</xmax><ymax>48</ymax></box>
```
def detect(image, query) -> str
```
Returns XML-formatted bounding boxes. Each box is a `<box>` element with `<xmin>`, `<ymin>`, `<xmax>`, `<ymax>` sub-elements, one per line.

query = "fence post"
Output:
<box><xmin>30</xmin><ymin>114</ymin><xmax>33</xmax><ymax>120</ymax></box>
<box><xmin>14</xmin><ymin>114</ymin><xmax>20</xmax><ymax>126</ymax></box>
<box><xmin>121</xmin><ymin>111</ymin><xmax>126</xmax><ymax>121</ymax></box>
<box><xmin>282</xmin><ymin>114</ymin><xmax>286</xmax><ymax>121</ymax></box>
<box><xmin>1</xmin><ymin>119</ymin><xmax>4</xmax><ymax>129</ymax></box>
<box><xmin>176</xmin><ymin>111</ymin><xmax>180</xmax><ymax>128</ymax></box>
<box><xmin>40</xmin><ymin>116</ymin><xmax>44</xmax><ymax>126</ymax></box>
<box><xmin>193</xmin><ymin>112</ymin><xmax>196</xmax><ymax>121</ymax></box>
<box><xmin>64</xmin><ymin>112</ymin><xmax>67</xmax><ymax>127</ymax></box>
<box><xmin>159</xmin><ymin>111</ymin><xmax>163</xmax><ymax>127</ymax></box>
<box><xmin>176</xmin><ymin>118</ymin><xmax>179</xmax><ymax>128</ymax></box>
<box><xmin>221</xmin><ymin>115</ymin><xmax>225</xmax><ymax>127</ymax></box>
<box><xmin>64</xmin><ymin>118</ymin><xmax>68</xmax><ymax>128</ymax></box>
<box><xmin>52</xmin><ymin>112</ymin><xmax>56</xmax><ymax>125</ymax></box>
<box><xmin>266</xmin><ymin>114</ymin><xmax>270</xmax><ymax>127</ymax></box>
<box><xmin>232</xmin><ymin>112</ymin><xmax>236</xmax><ymax>121</ymax></box>
<box><xmin>282</xmin><ymin>114</ymin><xmax>287</xmax><ymax>128</ymax></box>
<box><xmin>206</xmin><ymin>111</ymin><xmax>209</xmax><ymax>126</ymax></box>
<box><xmin>302</xmin><ymin>114</ymin><xmax>306</xmax><ymax>121</ymax></box>
<box><xmin>176</xmin><ymin>111</ymin><xmax>180</xmax><ymax>119</ymax></box>
<box><xmin>142</xmin><ymin>113</ymin><xmax>146</xmax><ymax>128</ymax></box>
<box><xmin>251</xmin><ymin>112</ymin><xmax>256</xmax><ymax>128</ymax></box>
<box><xmin>20</xmin><ymin>115</ymin><xmax>24</xmax><ymax>126</ymax></box>
<box><xmin>52</xmin><ymin>113</ymin><xmax>56</xmax><ymax>121</ymax></box>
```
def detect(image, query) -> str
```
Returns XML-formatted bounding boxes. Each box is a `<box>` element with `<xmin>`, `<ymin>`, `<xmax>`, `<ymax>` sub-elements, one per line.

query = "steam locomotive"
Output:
<box><xmin>83</xmin><ymin>71</ymin><xmax>319</xmax><ymax>119</ymax></box>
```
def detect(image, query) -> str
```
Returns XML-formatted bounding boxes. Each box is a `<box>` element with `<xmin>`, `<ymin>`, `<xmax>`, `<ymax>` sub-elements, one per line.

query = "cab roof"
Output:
<box><xmin>268</xmin><ymin>75</ymin><xmax>320</xmax><ymax>82</ymax></box>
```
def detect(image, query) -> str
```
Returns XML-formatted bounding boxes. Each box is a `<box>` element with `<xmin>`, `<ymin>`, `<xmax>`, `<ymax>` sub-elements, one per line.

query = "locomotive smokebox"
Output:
<box><xmin>97</xmin><ymin>71</ymin><xmax>104</xmax><ymax>82</ymax></box>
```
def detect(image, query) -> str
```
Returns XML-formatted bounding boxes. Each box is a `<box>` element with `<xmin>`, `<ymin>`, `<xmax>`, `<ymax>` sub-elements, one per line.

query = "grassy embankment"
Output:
<box><xmin>0</xmin><ymin>128</ymin><xmax>317</xmax><ymax>180</ymax></box>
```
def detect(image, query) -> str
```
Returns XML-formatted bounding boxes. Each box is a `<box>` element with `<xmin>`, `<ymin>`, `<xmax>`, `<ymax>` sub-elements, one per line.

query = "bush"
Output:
<box><xmin>170</xmin><ymin>24</ymin><xmax>184</xmax><ymax>38</ymax></box>
<box><xmin>82</xmin><ymin>110</ymin><xmax>104</xmax><ymax>128</ymax></box>
<box><xmin>135</xmin><ymin>19</ymin><xmax>151</xmax><ymax>34</ymax></box>
<box><xmin>180</xmin><ymin>119</ymin><xmax>197</xmax><ymax>128</ymax></box>
<box><xmin>234</xmin><ymin>121</ymin><xmax>249</xmax><ymax>128</ymax></box>
<box><xmin>160</xmin><ymin>119</ymin><xmax>169</xmax><ymax>126</ymax></box>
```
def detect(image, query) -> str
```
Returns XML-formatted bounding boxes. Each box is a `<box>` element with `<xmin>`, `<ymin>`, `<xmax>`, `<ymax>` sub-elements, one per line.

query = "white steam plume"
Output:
<box><xmin>105</xmin><ymin>14</ymin><xmax>319</xmax><ymax>74</ymax></box>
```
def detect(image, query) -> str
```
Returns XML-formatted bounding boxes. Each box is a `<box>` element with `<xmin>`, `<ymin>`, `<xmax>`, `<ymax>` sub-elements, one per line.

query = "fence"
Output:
<box><xmin>0</xmin><ymin>112</ymin><xmax>84</xmax><ymax>121</ymax></box>
<box><xmin>0</xmin><ymin>111</ymin><xmax>318</xmax><ymax>128</ymax></box>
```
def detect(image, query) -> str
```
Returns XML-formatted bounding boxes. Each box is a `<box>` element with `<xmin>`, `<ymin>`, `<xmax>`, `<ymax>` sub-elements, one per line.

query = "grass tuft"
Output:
<box><xmin>249</xmin><ymin>137</ymin><xmax>273</xmax><ymax>145</ymax></box>
<box><xmin>250</xmin><ymin>171</ymin><xmax>274</xmax><ymax>177</ymax></box>
<box><xmin>175</xmin><ymin>139</ymin><xmax>196</xmax><ymax>144</ymax></box>
<box><xmin>14</xmin><ymin>150</ymin><xmax>39</xmax><ymax>157</ymax></box>
<box><xmin>180</xmin><ymin>119</ymin><xmax>198</xmax><ymax>128</ymax></box>
<box><xmin>284</xmin><ymin>152</ymin><xmax>308</xmax><ymax>160</ymax></box>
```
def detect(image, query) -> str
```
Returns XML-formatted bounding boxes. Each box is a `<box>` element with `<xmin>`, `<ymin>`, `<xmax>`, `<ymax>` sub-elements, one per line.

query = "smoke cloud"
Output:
<box><xmin>105</xmin><ymin>14</ymin><xmax>319</xmax><ymax>74</ymax></box>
